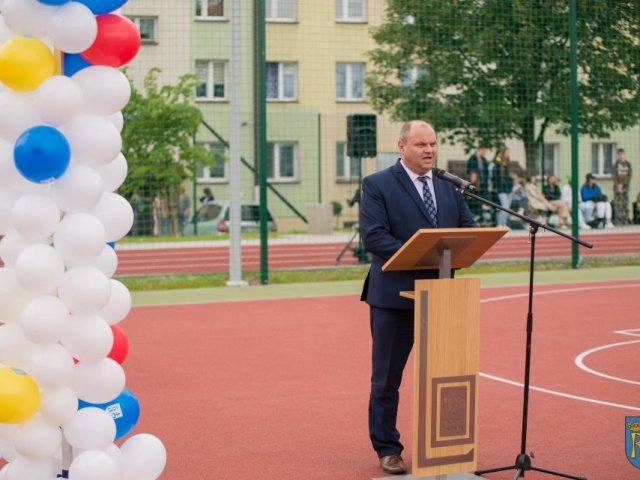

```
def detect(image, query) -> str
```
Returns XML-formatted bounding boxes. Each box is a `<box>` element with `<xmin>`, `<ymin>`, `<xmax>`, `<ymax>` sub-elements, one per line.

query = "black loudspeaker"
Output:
<box><xmin>347</xmin><ymin>114</ymin><xmax>377</xmax><ymax>158</ymax></box>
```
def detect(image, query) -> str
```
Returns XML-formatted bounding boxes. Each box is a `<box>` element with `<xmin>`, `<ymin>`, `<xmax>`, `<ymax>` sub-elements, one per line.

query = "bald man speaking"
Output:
<box><xmin>360</xmin><ymin>120</ymin><xmax>475</xmax><ymax>475</ymax></box>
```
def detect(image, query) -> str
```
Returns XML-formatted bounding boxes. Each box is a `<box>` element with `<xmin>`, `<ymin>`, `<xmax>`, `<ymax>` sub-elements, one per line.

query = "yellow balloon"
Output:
<box><xmin>0</xmin><ymin>367</ymin><xmax>40</xmax><ymax>423</ymax></box>
<box><xmin>0</xmin><ymin>37</ymin><xmax>55</xmax><ymax>92</ymax></box>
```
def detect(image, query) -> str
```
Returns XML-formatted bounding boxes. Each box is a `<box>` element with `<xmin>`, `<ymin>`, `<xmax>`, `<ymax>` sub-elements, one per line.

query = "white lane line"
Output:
<box><xmin>479</xmin><ymin>372</ymin><xmax>640</xmax><ymax>411</ymax></box>
<box><xmin>574</xmin><ymin>329</ymin><xmax>640</xmax><ymax>386</ymax></box>
<box><xmin>480</xmin><ymin>283</ymin><xmax>640</xmax><ymax>410</ymax></box>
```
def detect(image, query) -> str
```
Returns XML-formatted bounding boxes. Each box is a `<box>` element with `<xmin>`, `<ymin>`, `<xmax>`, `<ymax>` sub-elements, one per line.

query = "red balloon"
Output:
<box><xmin>108</xmin><ymin>324</ymin><xmax>129</xmax><ymax>364</ymax></box>
<box><xmin>80</xmin><ymin>14</ymin><xmax>141</xmax><ymax>68</ymax></box>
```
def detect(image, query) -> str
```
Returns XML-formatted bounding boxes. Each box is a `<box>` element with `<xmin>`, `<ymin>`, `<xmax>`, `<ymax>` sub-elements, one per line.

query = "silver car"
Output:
<box><xmin>184</xmin><ymin>201</ymin><xmax>277</xmax><ymax>235</ymax></box>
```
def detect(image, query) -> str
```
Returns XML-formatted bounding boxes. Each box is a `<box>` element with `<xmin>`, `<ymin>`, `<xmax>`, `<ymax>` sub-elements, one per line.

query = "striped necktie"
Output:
<box><xmin>418</xmin><ymin>176</ymin><xmax>438</xmax><ymax>227</ymax></box>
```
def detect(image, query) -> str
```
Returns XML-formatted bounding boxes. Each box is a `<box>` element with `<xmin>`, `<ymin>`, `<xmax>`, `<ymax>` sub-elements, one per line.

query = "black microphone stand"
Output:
<box><xmin>457</xmin><ymin>186</ymin><xmax>592</xmax><ymax>480</ymax></box>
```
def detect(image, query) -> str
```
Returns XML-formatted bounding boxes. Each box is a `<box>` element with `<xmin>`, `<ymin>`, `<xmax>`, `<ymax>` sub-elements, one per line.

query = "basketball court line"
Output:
<box><xmin>479</xmin><ymin>283</ymin><xmax>640</xmax><ymax>412</ymax></box>
<box><xmin>574</xmin><ymin>328</ymin><xmax>640</xmax><ymax>387</ymax></box>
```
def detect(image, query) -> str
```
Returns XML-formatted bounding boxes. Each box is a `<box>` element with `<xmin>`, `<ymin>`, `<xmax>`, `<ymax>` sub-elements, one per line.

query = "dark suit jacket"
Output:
<box><xmin>360</xmin><ymin>160</ymin><xmax>475</xmax><ymax>310</ymax></box>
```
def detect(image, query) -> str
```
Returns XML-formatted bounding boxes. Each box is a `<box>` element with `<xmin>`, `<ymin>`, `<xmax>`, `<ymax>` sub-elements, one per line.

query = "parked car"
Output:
<box><xmin>184</xmin><ymin>201</ymin><xmax>277</xmax><ymax>235</ymax></box>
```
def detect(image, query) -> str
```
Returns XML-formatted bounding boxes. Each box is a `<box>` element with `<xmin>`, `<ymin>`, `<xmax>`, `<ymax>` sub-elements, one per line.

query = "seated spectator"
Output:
<box><xmin>560</xmin><ymin>176</ymin><xmax>591</xmax><ymax>229</ymax></box>
<box><xmin>612</xmin><ymin>183</ymin><xmax>629</xmax><ymax>225</ymax></box>
<box><xmin>199</xmin><ymin>187</ymin><xmax>215</xmax><ymax>204</ymax></box>
<box><xmin>633</xmin><ymin>193</ymin><xmax>640</xmax><ymax>225</ymax></box>
<box><xmin>526</xmin><ymin>175</ymin><xmax>570</xmax><ymax>228</ymax></box>
<box><xmin>508</xmin><ymin>172</ymin><xmax>528</xmax><ymax>229</ymax></box>
<box><xmin>464</xmin><ymin>171</ymin><xmax>493</xmax><ymax>226</ymax></box>
<box><xmin>579</xmin><ymin>173</ymin><xmax>613</xmax><ymax>228</ymax></box>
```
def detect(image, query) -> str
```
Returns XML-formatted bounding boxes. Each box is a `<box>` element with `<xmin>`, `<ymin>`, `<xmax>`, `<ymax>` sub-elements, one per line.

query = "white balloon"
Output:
<box><xmin>0</xmin><ymin>12</ymin><xmax>14</xmax><ymax>46</ymax></box>
<box><xmin>100</xmin><ymin>280</ymin><xmax>131</xmax><ymax>326</ymax></box>
<box><xmin>53</xmin><ymin>213</ymin><xmax>107</xmax><ymax>265</ymax></box>
<box><xmin>0</xmin><ymin>267</ymin><xmax>32</xmax><ymax>324</ymax></box>
<box><xmin>11</xmin><ymin>193</ymin><xmax>61</xmax><ymax>241</ymax></box>
<box><xmin>40</xmin><ymin>387</ymin><xmax>78</xmax><ymax>426</ymax></box>
<box><xmin>61</xmin><ymin>314</ymin><xmax>113</xmax><ymax>363</ymax></box>
<box><xmin>0</xmin><ymin>188</ymin><xmax>20</xmax><ymax>235</ymax></box>
<box><xmin>58</xmin><ymin>266</ymin><xmax>111</xmax><ymax>314</ymax></box>
<box><xmin>104</xmin><ymin>443</ymin><xmax>123</xmax><ymax>465</ymax></box>
<box><xmin>92</xmin><ymin>245</ymin><xmax>118</xmax><ymax>278</ymax></box>
<box><xmin>73</xmin><ymin>67</ymin><xmax>131</xmax><ymax>116</ymax></box>
<box><xmin>68</xmin><ymin>449</ymin><xmax>121</xmax><ymax>480</ymax></box>
<box><xmin>61</xmin><ymin>114</ymin><xmax>122</xmax><ymax>167</ymax></box>
<box><xmin>72</xmin><ymin>358</ymin><xmax>125</xmax><ymax>404</ymax></box>
<box><xmin>35</xmin><ymin>76</ymin><xmax>83</xmax><ymax>127</ymax></box>
<box><xmin>13</xmin><ymin>417</ymin><xmax>62</xmax><ymax>459</ymax></box>
<box><xmin>0</xmin><ymin>323</ymin><xmax>36</xmax><ymax>368</ymax></box>
<box><xmin>1</xmin><ymin>0</ymin><xmax>54</xmax><ymax>38</ymax></box>
<box><xmin>28</xmin><ymin>343</ymin><xmax>74</xmax><ymax>389</ymax></box>
<box><xmin>0</xmin><ymin>231</ymin><xmax>42</xmax><ymax>268</ymax></box>
<box><xmin>97</xmin><ymin>153</ymin><xmax>127</xmax><ymax>193</ymax></box>
<box><xmin>19</xmin><ymin>295</ymin><xmax>70</xmax><ymax>344</ymax></box>
<box><xmin>0</xmin><ymin>92</ymin><xmax>41</xmax><ymax>141</ymax></box>
<box><xmin>0</xmin><ymin>437</ymin><xmax>18</xmax><ymax>462</ymax></box>
<box><xmin>63</xmin><ymin>408</ymin><xmax>116</xmax><ymax>451</ymax></box>
<box><xmin>15</xmin><ymin>244</ymin><xmax>65</xmax><ymax>294</ymax></box>
<box><xmin>48</xmin><ymin>2</ymin><xmax>97</xmax><ymax>54</ymax></box>
<box><xmin>91</xmin><ymin>193</ymin><xmax>134</xmax><ymax>242</ymax></box>
<box><xmin>51</xmin><ymin>164</ymin><xmax>104</xmax><ymax>213</ymax></box>
<box><xmin>4</xmin><ymin>455</ymin><xmax>56</xmax><ymax>480</ymax></box>
<box><xmin>121</xmin><ymin>434</ymin><xmax>167</xmax><ymax>480</ymax></box>
<box><xmin>107</xmin><ymin>111</ymin><xmax>124</xmax><ymax>133</ymax></box>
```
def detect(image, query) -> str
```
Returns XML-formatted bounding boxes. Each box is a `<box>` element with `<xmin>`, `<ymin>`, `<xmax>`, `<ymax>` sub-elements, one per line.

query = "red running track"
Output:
<box><xmin>120</xmin><ymin>280</ymin><xmax>640</xmax><ymax>479</ymax></box>
<box><xmin>114</xmin><ymin>231</ymin><xmax>640</xmax><ymax>276</ymax></box>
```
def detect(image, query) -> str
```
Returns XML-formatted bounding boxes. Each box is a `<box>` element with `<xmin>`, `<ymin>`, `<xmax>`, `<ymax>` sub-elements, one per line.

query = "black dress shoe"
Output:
<box><xmin>379</xmin><ymin>454</ymin><xmax>407</xmax><ymax>474</ymax></box>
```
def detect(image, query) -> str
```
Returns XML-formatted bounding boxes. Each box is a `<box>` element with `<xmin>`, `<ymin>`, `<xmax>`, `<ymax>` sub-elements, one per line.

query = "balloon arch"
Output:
<box><xmin>0</xmin><ymin>1</ymin><xmax>166</xmax><ymax>479</ymax></box>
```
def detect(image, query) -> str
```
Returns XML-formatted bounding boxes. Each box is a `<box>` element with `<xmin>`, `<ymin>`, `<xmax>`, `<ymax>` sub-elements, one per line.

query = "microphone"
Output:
<box><xmin>432</xmin><ymin>167</ymin><xmax>476</xmax><ymax>190</ymax></box>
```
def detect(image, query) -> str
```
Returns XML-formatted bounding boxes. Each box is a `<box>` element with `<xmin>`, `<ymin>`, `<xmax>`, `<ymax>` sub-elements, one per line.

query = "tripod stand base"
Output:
<box><xmin>475</xmin><ymin>454</ymin><xmax>586</xmax><ymax>480</ymax></box>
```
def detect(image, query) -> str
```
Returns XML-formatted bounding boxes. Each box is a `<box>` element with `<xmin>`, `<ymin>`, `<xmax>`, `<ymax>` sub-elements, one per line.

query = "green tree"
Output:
<box><xmin>121</xmin><ymin>68</ymin><xmax>208</xmax><ymax>235</ymax></box>
<box><xmin>367</xmin><ymin>0</ymin><xmax>640</xmax><ymax>169</ymax></box>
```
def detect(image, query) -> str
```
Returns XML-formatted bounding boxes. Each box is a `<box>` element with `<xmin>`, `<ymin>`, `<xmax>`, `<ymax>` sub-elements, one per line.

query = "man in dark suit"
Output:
<box><xmin>360</xmin><ymin>120</ymin><xmax>475</xmax><ymax>475</ymax></box>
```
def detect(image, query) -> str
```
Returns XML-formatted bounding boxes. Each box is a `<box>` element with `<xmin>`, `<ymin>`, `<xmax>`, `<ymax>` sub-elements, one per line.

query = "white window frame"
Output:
<box><xmin>267</xmin><ymin>142</ymin><xmax>298</xmax><ymax>182</ymax></box>
<box><xmin>195</xmin><ymin>0</ymin><xmax>225</xmax><ymax>20</ymax></box>
<box><xmin>266</xmin><ymin>0</ymin><xmax>297</xmax><ymax>22</ymax></box>
<box><xmin>335</xmin><ymin>0</ymin><xmax>366</xmax><ymax>22</ymax></box>
<box><xmin>336</xmin><ymin>62</ymin><xmax>365</xmax><ymax>101</ymax></box>
<box><xmin>266</xmin><ymin>62</ymin><xmax>298</xmax><ymax>101</ymax></box>
<box><xmin>195</xmin><ymin>60</ymin><xmax>227</xmax><ymax>101</ymax></box>
<box><xmin>591</xmin><ymin>142</ymin><xmax>615</xmax><ymax>177</ymax></box>
<box><xmin>197</xmin><ymin>143</ymin><xmax>228</xmax><ymax>183</ymax></box>
<box><xmin>128</xmin><ymin>16</ymin><xmax>158</xmax><ymax>44</ymax></box>
<box><xmin>336</xmin><ymin>142</ymin><xmax>360</xmax><ymax>182</ymax></box>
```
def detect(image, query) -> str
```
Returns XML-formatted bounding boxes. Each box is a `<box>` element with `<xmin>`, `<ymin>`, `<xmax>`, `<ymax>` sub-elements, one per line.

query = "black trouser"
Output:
<box><xmin>368</xmin><ymin>306</ymin><xmax>414</xmax><ymax>457</ymax></box>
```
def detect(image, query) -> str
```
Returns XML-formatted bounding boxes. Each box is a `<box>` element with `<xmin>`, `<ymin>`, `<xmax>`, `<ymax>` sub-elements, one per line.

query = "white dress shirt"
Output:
<box><xmin>399</xmin><ymin>160</ymin><xmax>438</xmax><ymax>211</ymax></box>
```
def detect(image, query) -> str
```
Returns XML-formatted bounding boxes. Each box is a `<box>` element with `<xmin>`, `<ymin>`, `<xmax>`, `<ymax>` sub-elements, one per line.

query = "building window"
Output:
<box><xmin>195</xmin><ymin>60</ymin><xmax>226</xmax><ymax>100</ymax></box>
<box><xmin>336</xmin><ymin>0</ymin><xmax>366</xmax><ymax>22</ymax></box>
<box><xmin>197</xmin><ymin>144</ymin><xmax>227</xmax><ymax>182</ymax></box>
<box><xmin>336</xmin><ymin>62</ymin><xmax>365</xmax><ymax>101</ymax></box>
<box><xmin>266</xmin><ymin>0</ymin><xmax>296</xmax><ymax>21</ymax></box>
<box><xmin>266</xmin><ymin>62</ymin><xmax>297</xmax><ymax>101</ymax></box>
<box><xmin>128</xmin><ymin>16</ymin><xmax>157</xmax><ymax>43</ymax></box>
<box><xmin>533</xmin><ymin>143</ymin><xmax>558</xmax><ymax>177</ymax></box>
<box><xmin>195</xmin><ymin>0</ymin><xmax>224</xmax><ymax>18</ymax></box>
<box><xmin>267</xmin><ymin>143</ymin><xmax>297</xmax><ymax>181</ymax></box>
<box><xmin>591</xmin><ymin>142</ymin><xmax>615</xmax><ymax>177</ymax></box>
<box><xmin>401</xmin><ymin>65</ymin><xmax>426</xmax><ymax>87</ymax></box>
<box><xmin>336</xmin><ymin>142</ymin><xmax>360</xmax><ymax>182</ymax></box>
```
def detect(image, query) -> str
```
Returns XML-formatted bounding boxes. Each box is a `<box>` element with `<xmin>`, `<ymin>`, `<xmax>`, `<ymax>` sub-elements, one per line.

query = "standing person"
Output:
<box><xmin>178</xmin><ymin>185</ymin><xmax>191</xmax><ymax>235</ymax></box>
<box><xmin>489</xmin><ymin>147</ymin><xmax>513</xmax><ymax>226</ymax></box>
<box><xmin>359</xmin><ymin>120</ymin><xmax>475</xmax><ymax>475</ymax></box>
<box><xmin>612</xmin><ymin>148</ymin><xmax>632</xmax><ymax>224</ymax></box>
<box><xmin>465</xmin><ymin>145</ymin><xmax>489</xmax><ymax>194</ymax></box>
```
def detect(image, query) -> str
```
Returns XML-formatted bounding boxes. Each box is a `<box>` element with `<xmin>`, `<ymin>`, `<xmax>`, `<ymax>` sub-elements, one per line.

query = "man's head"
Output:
<box><xmin>547</xmin><ymin>175</ymin><xmax>557</xmax><ymax>185</ymax></box>
<box><xmin>476</xmin><ymin>145</ymin><xmax>488</xmax><ymax>158</ymax></box>
<box><xmin>586</xmin><ymin>173</ymin><xmax>595</xmax><ymax>185</ymax></box>
<box><xmin>398</xmin><ymin>120</ymin><xmax>437</xmax><ymax>175</ymax></box>
<box><xmin>617</xmin><ymin>148</ymin><xmax>626</xmax><ymax>161</ymax></box>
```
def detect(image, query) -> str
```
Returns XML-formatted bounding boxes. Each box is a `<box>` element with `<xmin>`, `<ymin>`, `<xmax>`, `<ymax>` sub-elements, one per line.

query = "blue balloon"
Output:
<box><xmin>75</xmin><ymin>0</ymin><xmax>128</xmax><ymax>15</ymax></box>
<box><xmin>14</xmin><ymin>126</ymin><xmax>71</xmax><ymax>184</ymax></box>
<box><xmin>107</xmin><ymin>242</ymin><xmax>116</xmax><ymax>249</ymax></box>
<box><xmin>63</xmin><ymin>53</ymin><xmax>92</xmax><ymax>77</ymax></box>
<box><xmin>37</xmin><ymin>0</ymin><xmax>70</xmax><ymax>5</ymax></box>
<box><xmin>78</xmin><ymin>388</ymin><xmax>140</xmax><ymax>440</ymax></box>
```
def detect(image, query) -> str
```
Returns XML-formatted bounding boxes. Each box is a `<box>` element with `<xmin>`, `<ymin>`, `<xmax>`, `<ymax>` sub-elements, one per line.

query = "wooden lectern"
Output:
<box><xmin>382</xmin><ymin>227</ymin><xmax>508</xmax><ymax>478</ymax></box>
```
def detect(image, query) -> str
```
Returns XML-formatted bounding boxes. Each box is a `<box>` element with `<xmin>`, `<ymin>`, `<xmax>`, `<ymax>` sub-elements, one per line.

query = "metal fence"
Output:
<box><xmin>119</xmin><ymin>0</ymin><xmax>640</xmax><ymax>281</ymax></box>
